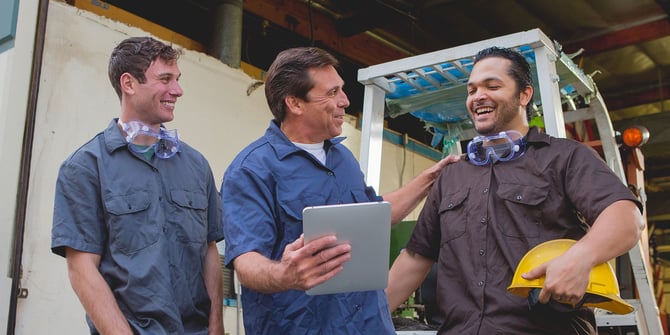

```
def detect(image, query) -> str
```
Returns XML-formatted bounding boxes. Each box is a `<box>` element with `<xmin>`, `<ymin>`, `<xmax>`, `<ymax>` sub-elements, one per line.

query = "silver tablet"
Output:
<box><xmin>302</xmin><ymin>201</ymin><xmax>391</xmax><ymax>295</ymax></box>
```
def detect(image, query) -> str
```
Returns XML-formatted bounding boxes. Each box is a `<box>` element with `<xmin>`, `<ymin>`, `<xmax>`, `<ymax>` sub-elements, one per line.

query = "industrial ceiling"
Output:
<box><xmin>90</xmin><ymin>0</ymin><xmax>670</xmax><ymax>265</ymax></box>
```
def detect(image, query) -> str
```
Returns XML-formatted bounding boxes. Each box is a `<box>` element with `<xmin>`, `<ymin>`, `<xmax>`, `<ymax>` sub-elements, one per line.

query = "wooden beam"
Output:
<box><xmin>605</xmin><ymin>86</ymin><xmax>670</xmax><ymax>111</ymax></box>
<box><xmin>243</xmin><ymin>0</ymin><xmax>412</xmax><ymax>66</ymax></box>
<box><xmin>563</xmin><ymin>18</ymin><xmax>670</xmax><ymax>56</ymax></box>
<box><xmin>334</xmin><ymin>2</ymin><xmax>401</xmax><ymax>37</ymax></box>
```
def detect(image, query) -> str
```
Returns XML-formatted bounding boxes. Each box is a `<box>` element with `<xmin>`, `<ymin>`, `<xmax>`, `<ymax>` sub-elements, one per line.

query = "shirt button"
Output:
<box><xmin>477</xmin><ymin>281</ymin><xmax>484</xmax><ymax>287</ymax></box>
<box><xmin>354</xmin><ymin>304</ymin><xmax>361</xmax><ymax>311</ymax></box>
<box><xmin>479</xmin><ymin>249</ymin><xmax>485</xmax><ymax>256</ymax></box>
<box><xmin>447</xmin><ymin>203</ymin><xmax>454</xmax><ymax>209</ymax></box>
<box><xmin>480</xmin><ymin>217</ymin><xmax>487</xmax><ymax>224</ymax></box>
<box><xmin>516</xmin><ymin>195</ymin><xmax>523</xmax><ymax>201</ymax></box>
<box><xmin>327</xmin><ymin>171</ymin><xmax>334</xmax><ymax>176</ymax></box>
<box><xmin>483</xmin><ymin>187</ymin><xmax>489</xmax><ymax>193</ymax></box>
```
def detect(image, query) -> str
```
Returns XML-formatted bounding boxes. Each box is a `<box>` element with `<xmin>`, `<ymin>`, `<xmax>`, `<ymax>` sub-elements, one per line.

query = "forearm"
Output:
<box><xmin>387</xmin><ymin>250</ymin><xmax>433</xmax><ymax>311</ymax></box>
<box><xmin>383</xmin><ymin>178</ymin><xmax>432</xmax><ymax>225</ymax></box>
<box><xmin>66</xmin><ymin>249</ymin><xmax>132</xmax><ymax>335</ymax></box>
<box><xmin>203</xmin><ymin>242</ymin><xmax>224</xmax><ymax>334</ymax></box>
<box><xmin>572</xmin><ymin>200</ymin><xmax>644</xmax><ymax>267</ymax></box>
<box><xmin>233</xmin><ymin>252</ymin><xmax>288</xmax><ymax>293</ymax></box>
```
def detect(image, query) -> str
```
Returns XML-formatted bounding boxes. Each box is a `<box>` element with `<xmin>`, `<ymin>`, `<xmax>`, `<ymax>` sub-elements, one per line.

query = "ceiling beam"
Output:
<box><xmin>334</xmin><ymin>1</ymin><xmax>392</xmax><ymax>37</ymax></box>
<box><xmin>243</xmin><ymin>0</ymin><xmax>412</xmax><ymax>66</ymax></box>
<box><xmin>563</xmin><ymin>18</ymin><xmax>670</xmax><ymax>56</ymax></box>
<box><xmin>657</xmin><ymin>0</ymin><xmax>670</xmax><ymax>16</ymax></box>
<box><xmin>605</xmin><ymin>86</ymin><xmax>670</xmax><ymax>111</ymax></box>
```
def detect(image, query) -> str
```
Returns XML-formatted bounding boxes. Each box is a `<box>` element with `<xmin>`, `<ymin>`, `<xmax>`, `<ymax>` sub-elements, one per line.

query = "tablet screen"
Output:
<box><xmin>302</xmin><ymin>201</ymin><xmax>391</xmax><ymax>295</ymax></box>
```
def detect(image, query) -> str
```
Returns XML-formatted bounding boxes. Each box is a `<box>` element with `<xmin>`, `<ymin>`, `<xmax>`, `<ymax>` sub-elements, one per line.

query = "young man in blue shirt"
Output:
<box><xmin>52</xmin><ymin>36</ymin><xmax>224</xmax><ymax>334</ymax></box>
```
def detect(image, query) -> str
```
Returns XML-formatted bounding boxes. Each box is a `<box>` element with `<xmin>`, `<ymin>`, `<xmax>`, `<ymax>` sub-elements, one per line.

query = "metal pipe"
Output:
<box><xmin>210</xmin><ymin>0</ymin><xmax>243</xmax><ymax>68</ymax></box>
<box><xmin>7</xmin><ymin>0</ymin><xmax>49</xmax><ymax>333</ymax></box>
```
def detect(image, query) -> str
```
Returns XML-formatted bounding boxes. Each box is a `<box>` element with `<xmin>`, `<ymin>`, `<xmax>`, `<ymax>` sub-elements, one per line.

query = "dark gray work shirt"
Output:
<box><xmin>52</xmin><ymin>119</ymin><xmax>224</xmax><ymax>335</ymax></box>
<box><xmin>407</xmin><ymin>127</ymin><xmax>641</xmax><ymax>335</ymax></box>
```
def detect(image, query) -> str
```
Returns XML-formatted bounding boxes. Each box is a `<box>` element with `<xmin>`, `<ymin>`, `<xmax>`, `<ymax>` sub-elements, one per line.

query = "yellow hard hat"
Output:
<box><xmin>507</xmin><ymin>239</ymin><xmax>634</xmax><ymax>315</ymax></box>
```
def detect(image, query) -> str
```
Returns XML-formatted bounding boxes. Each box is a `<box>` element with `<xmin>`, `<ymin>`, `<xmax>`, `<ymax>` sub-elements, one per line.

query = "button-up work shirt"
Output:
<box><xmin>222</xmin><ymin>120</ymin><xmax>395</xmax><ymax>335</ymax></box>
<box><xmin>407</xmin><ymin>127</ymin><xmax>641</xmax><ymax>335</ymax></box>
<box><xmin>52</xmin><ymin>119</ymin><xmax>223</xmax><ymax>334</ymax></box>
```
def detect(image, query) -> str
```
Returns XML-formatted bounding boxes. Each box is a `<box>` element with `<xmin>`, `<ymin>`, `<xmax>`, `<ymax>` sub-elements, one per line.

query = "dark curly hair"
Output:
<box><xmin>474</xmin><ymin>47</ymin><xmax>534</xmax><ymax>121</ymax></box>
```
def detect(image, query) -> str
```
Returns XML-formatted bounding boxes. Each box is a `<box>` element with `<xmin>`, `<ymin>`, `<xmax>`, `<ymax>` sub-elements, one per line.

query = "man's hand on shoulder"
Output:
<box><xmin>424</xmin><ymin>154</ymin><xmax>461</xmax><ymax>180</ymax></box>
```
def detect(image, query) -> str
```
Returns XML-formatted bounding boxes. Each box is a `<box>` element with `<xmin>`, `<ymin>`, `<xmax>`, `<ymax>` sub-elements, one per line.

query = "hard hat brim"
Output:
<box><xmin>507</xmin><ymin>239</ymin><xmax>634</xmax><ymax>315</ymax></box>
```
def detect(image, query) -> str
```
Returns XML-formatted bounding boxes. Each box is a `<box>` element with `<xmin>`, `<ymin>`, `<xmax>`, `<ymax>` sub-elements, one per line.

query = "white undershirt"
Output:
<box><xmin>294</xmin><ymin>141</ymin><xmax>326</xmax><ymax>165</ymax></box>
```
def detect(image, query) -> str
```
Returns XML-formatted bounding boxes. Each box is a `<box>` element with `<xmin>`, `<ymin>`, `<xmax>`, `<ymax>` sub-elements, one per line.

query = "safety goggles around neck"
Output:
<box><xmin>118</xmin><ymin>120</ymin><xmax>180</xmax><ymax>159</ymax></box>
<box><xmin>466</xmin><ymin>130</ymin><xmax>526</xmax><ymax>166</ymax></box>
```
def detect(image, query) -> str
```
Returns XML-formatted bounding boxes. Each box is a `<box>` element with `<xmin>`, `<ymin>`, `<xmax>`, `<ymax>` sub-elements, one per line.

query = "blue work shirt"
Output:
<box><xmin>52</xmin><ymin>119</ymin><xmax>224</xmax><ymax>334</ymax></box>
<box><xmin>222</xmin><ymin>120</ymin><xmax>395</xmax><ymax>335</ymax></box>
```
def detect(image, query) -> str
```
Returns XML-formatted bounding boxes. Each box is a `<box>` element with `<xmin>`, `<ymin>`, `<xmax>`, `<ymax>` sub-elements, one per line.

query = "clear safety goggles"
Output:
<box><xmin>118</xmin><ymin>120</ymin><xmax>180</xmax><ymax>159</ymax></box>
<box><xmin>466</xmin><ymin>130</ymin><xmax>526</xmax><ymax>166</ymax></box>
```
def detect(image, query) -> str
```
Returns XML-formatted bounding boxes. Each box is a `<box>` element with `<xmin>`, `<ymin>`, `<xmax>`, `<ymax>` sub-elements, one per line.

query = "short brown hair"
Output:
<box><xmin>264</xmin><ymin>47</ymin><xmax>340</xmax><ymax>122</ymax></box>
<box><xmin>108</xmin><ymin>36</ymin><xmax>182</xmax><ymax>100</ymax></box>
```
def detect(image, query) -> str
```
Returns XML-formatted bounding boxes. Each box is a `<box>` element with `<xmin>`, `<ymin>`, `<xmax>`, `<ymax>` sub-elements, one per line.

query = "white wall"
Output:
<box><xmin>0</xmin><ymin>48</ymin><xmax>14</xmax><ymax>335</ymax></box>
<box><xmin>0</xmin><ymin>0</ymin><xmax>40</xmax><ymax>332</ymax></box>
<box><xmin>9</xmin><ymin>2</ymin><xmax>438</xmax><ymax>334</ymax></box>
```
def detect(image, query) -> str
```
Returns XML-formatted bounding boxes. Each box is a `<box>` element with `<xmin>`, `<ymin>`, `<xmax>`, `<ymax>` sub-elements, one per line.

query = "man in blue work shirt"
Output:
<box><xmin>221</xmin><ymin>47</ymin><xmax>458</xmax><ymax>334</ymax></box>
<box><xmin>52</xmin><ymin>36</ymin><xmax>224</xmax><ymax>334</ymax></box>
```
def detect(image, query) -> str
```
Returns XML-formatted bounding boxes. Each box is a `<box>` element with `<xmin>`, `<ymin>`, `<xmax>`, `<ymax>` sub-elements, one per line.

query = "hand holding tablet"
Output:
<box><xmin>302</xmin><ymin>201</ymin><xmax>392</xmax><ymax>295</ymax></box>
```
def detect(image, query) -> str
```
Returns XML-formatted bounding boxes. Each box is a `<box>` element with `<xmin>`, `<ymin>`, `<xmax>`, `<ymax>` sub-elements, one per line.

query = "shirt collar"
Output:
<box><xmin>104</xmin><ymin>118</ymin><xmax>128</xmax><ymax>154</ymax></box>
<box><xmin>526</xmin><ymin>126</ymin><xmax>551</xmax><ymax>145</ymax></box>
<box><xmin>266</xmin><ymin>120</ymin><xmax>345</xmax><ymax>160</ymax></box>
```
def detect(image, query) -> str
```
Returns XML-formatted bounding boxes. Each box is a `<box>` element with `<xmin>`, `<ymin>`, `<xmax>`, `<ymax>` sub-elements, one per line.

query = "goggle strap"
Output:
<box><xmin>118</xmin><ymin>120</ymin><xmax>179</xmax><ymax>159</ymax></box>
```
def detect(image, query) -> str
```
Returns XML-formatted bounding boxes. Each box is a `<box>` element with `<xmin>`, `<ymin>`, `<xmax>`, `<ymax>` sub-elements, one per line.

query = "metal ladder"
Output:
<box><xmin>357</xmin><ymin>28</ymin><xmax>663</xmax><ymax>335</ymax></box>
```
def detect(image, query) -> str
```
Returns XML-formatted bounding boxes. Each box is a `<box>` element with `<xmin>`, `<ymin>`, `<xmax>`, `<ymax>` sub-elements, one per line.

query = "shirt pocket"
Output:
<box><xmin>438</xmin><ymin>188</ymin><xmax>469</xmax><ymax>243</ymax></box>
<box><xmin>280</xmin><ymin>198</ymin><xmax>304</xmax><ymax>223</ymax></box>
<box><xmin>170</xmin><ymin>189</ymin><xmax>208</xmax><ymax>243</ymax></box>
<box><xmin>278</xmin><ymin>194</ymin><xmax>326</xmax><ymax>253</ymax></box>
<box><xmin>496</xmin><ymin>183</ymin><xmax>548</xmax><ymax>238</ymax></box>
<box><xmin>350</xmin><ymin>189</ymin><xmax>372</xmax><ymax>203</ymax></box>
<box><xmin>105</xmin><ymin>191</ymin><xmax>157</xmax><ymax>254</ymax></box>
